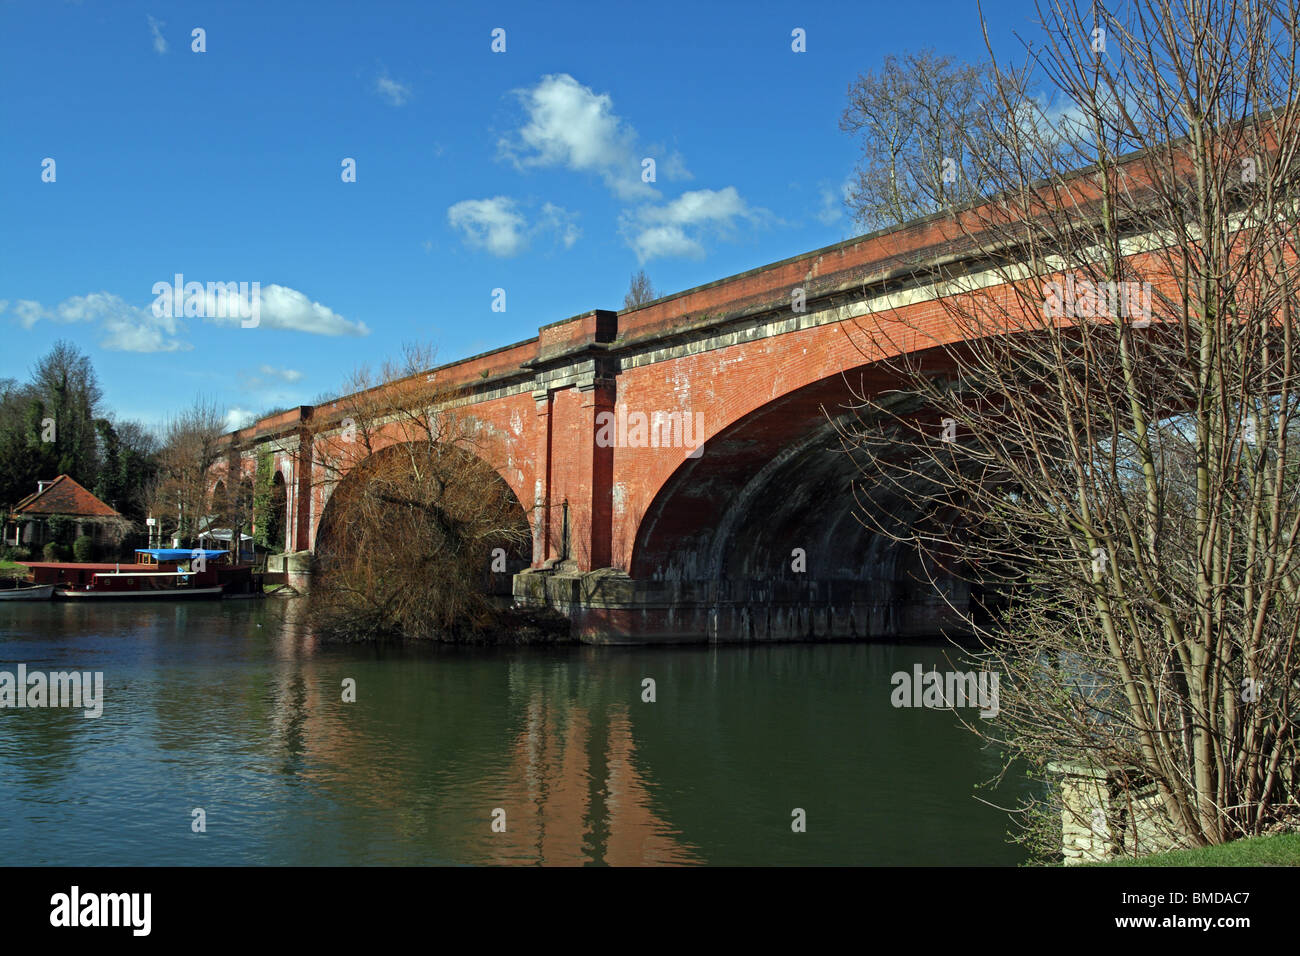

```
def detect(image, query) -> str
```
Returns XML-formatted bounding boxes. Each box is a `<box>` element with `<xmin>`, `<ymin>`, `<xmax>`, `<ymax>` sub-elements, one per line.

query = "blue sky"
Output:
<box><xmin>0</xmin><ymin>0</ymin><xmax>1042</xmax><ymax>430</ymax></box>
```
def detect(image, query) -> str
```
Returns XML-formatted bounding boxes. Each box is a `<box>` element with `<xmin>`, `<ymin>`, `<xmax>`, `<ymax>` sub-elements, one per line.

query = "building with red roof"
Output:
<box><xmin>5</xmin><ymin>475</ymin><xmax>132</xmax><ymax>552</ymax></box>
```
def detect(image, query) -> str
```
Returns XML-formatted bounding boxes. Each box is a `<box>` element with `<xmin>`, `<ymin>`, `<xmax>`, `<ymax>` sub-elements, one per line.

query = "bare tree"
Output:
<box><xmin>623</xmin><ymin>269</ymin><xmax>660</xmax><ymax>309</ymax></box>
<box><xmin>839</xmin><ymin>0</ymin><xmax>1300</xmax><ymax>856</ymax></box>
<box><xmin>839</xmin><ymin>49</ymin><xmax>1059</xmax><ymax>230</ymax></box>
<box><xmin>308</xmin><ymin>343</ymin><xmax>532</xmax><ymax>641</ymax></box>
<box><xmin>148</xmin><ymin>397</ymin><xmax>227</xmax><ymax>546</ymax></box>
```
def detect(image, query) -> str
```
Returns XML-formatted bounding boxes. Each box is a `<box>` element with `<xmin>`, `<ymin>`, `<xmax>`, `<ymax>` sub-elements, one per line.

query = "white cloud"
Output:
<box><xmin>225</xmin><ymin>408</ymin><xmax>255</xmax><ymax>431</ymax></box>
<box><xmin>101</xmin><ymin>318</ymin><xmax>190</xmax><ymax>353</ymax></box>
<box><xmin>447</xmin><ymin>197</ymin><xmax>581</xmax><ymax>257</ymax></box>
<box><xmin>639</xmin><ymin>187</ymin><xmax>751</xmax><ymax>227</ymax></box>
<box><xmin>6</xmin><ymin>284</ymin><xmax>366</xmax><ymax>348</ymax></box>
<box><xmin>539</xmin><ymin>203</ymin><xmax>581</xmax><ymax>249</ymax></box>
<box><xmin>622</xmin><ymin>187</ymin><xmax>763</xmax><ymax>262</ymax></box>
<box><xmin>258</xmin><ymin>365</ymin><xmax>303</xmax><ymax>383</ymax></box>
<box><xmin>627</xmin><ymin>225</ymin><xmax>705</xmax><ymax>261</ymax></box>
<box><xmin>500</xmin><ymin>74</ymin><xmax>667</xmax><ymax>201</ymax></box>
<box><xmin>147</xmin><ymin>15</ymin><xmax>167</xmax><ymax>55</ymax></box>
<box><xmin>448</xmin><ymin>197</ymin><xmax>529</xmax><ymax>257</ymax></box>
<box><xmin>7</xmin><ymin>292</ymin><xmax>188</xmax><ymax>351</ymax></box>
<box><xmin>237</xmin><ymin>366</ymin><xmax>306</xmax><ymax>408</ymax></box>
<box><xmin>374</xmin><ymin>72</ymin><xmax>411</xmax><ymax>106</ymax></box>
<box><xmin>816</xmin><ymin>179</ymin><xmax>853</xmax><ymax>226</ymax></box>
<box><xmin>13</xmin><ymin>300</ymin><xmax>49</xmax><ymax>329</ymax></box>
<box><xmin>207</xmin><ymin>284</ymin><xmax>369</xmax><ymax>336</ymax></box>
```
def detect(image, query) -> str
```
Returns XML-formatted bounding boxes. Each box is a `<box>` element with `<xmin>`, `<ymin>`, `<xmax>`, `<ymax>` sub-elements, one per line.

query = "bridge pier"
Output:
<box><xmin>266</xmin><ymin>550</ymin><xmax>315</xmax><ymax>593</ymax></box>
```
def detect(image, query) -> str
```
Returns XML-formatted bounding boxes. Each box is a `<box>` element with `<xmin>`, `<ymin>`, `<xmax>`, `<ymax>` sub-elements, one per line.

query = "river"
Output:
<box><xmin>0</xmin><ymin>598</ymin><xmax>1027</xmax><ymax>865</ymax></box>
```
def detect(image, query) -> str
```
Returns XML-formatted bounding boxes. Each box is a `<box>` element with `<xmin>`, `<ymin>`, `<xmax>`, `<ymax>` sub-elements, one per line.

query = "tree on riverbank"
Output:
<box><xmin>308</xmin><ymin>344</ymin><xmax>535</xmax><ymax>641</ymax></box>
<box><xmin>840</xmin><ymin>0</ymin><xmax>1300</xmax><ymax>856</ymax></box>
<box><xmin>0</xmin><ymin>342</ymin><xmax>156</xmax><ymax>524</ymax></box>
<box><xmin>145</xmin><ymin>397</ymin><xmax>227</xmax><ymax>546</ymax></box>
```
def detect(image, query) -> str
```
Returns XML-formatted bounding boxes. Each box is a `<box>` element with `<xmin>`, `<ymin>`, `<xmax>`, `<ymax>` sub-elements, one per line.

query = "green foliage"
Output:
<box><xmin>1</xmin><ymin>546</ymin><xmax>31</xmax><ymax>563</ymax></box>
<box><xmin>45</xmin><ymin>515</ymin><xmax>73</xmax><ymax>545</ymax></box>
<box><xmin>72</xmin><ymin>535</ymin><xmax>94</xmax><ymax>562</ymax></box>
<box><xmin>253</xmin><ymin>451</ymin><xmax>273</xmax><ymax>550</ymax></box>
<box><xmin>93</xmin><ymin>418</ymin><xmax>121</xmax><ymax>508</ymax></box>
<box><xmin>0</xmin><ymin>346</ymin><xmax>158</xmax><ymax>519</ymax></box>
<box><xmin>42</xmin><ymin>541</ymin><xmax>63</xmax><ymax>562</ymax></box>
<box><xmin>0</xmin><ymin>394</ymin><xmax>57</xmax><ymax>509</ymax></box>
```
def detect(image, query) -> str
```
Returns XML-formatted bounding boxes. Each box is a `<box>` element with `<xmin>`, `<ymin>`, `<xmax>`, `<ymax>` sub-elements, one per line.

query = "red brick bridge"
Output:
<box><xmin>216</xmin><ymin>211</ymin><xmax>1026</xmax><ymax>642</ymax></box>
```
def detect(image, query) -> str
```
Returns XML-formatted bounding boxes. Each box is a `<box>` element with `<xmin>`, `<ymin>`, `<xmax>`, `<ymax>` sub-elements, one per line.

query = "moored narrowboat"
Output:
<box><xmin>23</xmin><ymin>549</ymin><xmax>253</xmax><ymax>600</ymax></box>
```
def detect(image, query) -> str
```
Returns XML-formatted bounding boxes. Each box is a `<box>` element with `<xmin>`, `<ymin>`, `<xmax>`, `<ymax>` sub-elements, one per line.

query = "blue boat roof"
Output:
<box><xmin>135</xmin><ymin>549</ymin><xmax>228</xmax><ymax>561</ymax></box>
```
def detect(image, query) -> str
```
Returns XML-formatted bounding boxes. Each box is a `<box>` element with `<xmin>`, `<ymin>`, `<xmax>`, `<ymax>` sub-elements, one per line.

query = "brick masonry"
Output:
<box><xmin>211</xmin><ymin>210</ymin><xmax>1043</xmax><ymax>641</ymax></box>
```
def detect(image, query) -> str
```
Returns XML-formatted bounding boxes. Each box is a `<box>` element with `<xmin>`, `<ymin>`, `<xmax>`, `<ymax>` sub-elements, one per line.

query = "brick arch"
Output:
<box><xmin>311</xmin><ymin>437</ymin><xmax>531</xmax><ymax>574</ymax></box>
<box><xmin>304</xmin><ymin>400</ymin><xmax>536</xmax><ymax>554</ymax></box>
<box><xmin>629</xmin><ymin>363</ymin><xmax>889</xmax><ymax>578</ymax></box>
<box><xmin>624</xmin><ymin>350</ymin><xmax>974</xmax><ymax>637</ymax></box>
<box><xmin>622</xmin><ymin>330</ymin><xmax>966</xmax><ymax>568</ymax></box>
<box><xmin>604</xmin><ymin>278</ymin><xmax>1005</xmax><ymax>577</ymax></box>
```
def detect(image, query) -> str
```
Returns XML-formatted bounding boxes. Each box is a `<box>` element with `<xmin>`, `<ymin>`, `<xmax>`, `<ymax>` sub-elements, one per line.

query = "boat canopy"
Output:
<box><xmin>135</xmin><ymin>548</ymin><xmax>228</xmax><ymax>562</ymax></box>
<box><xmin>198</xmin><ymin>528</ymin><xmax>254</xmax><ymax>544</ymax></box>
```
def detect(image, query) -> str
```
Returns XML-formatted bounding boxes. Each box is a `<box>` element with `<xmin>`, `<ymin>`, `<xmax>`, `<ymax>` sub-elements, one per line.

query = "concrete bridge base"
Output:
<box><xmin>266</xmin><ymin>550</ymin><xmax>315</xmax><ymax>593</ymax></box>
<box><xmin>512</xmin><ymin>566</ymin><xmax>970</xmax><ymax>644</ymax></box>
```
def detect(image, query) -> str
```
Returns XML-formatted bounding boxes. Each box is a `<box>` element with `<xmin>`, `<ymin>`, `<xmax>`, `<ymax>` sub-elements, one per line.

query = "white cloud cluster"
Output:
<box><xmin>8</xmin><ymin>292</ymin><xmax>189</xmax><ymax>352</ymax></box>
<box><xmin>225</xmin><ymin>408</ymin><xmax>256</xmax><ymax>431</ymax></box>
<box><xmin>447</xmin><ymin>197</ymin><xmax>528</xmax><ymax>256</ymax></box>
<box><xmin>447</xmin><ymin>196</ymin><xmax>580</xmax><ymax>257</ymax></box>
<box><xmin>259</xmin><ymin>364</ymin><xmax>303</xmax><ymax>382</ymax></box>
<box><xmin>374</xmin><ymin>71</ymin><xmax>411</xmax><ymax>106</ymax></box>
<box><xmin>500</xmin><ymin>74</ymin><xmax>668</xmax><ymax>201</ymax></box>
<box><xmin>453</xmin><ymin>73</ymin><xmax>760</xmax><ymax>263</ymax></box>
<box><xmin>816</xmin><ymin>179</ymin><xmax>853</xmax><ymax>227</ymax></box>
<box><xmin>622</xmin><ymin>187</ymin><xmax>761</xmax><ymax>262</ymax></box>
<box><xmin>203</xmin><ymin>284</ymin><xmax>370</xmax><ymax>336</ymax></box>
<box><xmin>5</xmin><ymin>284</ymin><xmax>367</xmax><ymax>351</ymax></box>
<box><xmin>234</xmin><ymin>366</ymin><xmax>306</xmax><ymax>414</ymax></box>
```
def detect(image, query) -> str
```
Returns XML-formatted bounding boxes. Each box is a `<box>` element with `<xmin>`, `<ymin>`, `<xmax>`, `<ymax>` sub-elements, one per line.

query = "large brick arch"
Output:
<box><xmin>614</xmin><ymin>305</ymin><xmax>975</xmax><ymax>574</ymax></box>
<box><xmin>306</xmin><ymin>403</ymin><xmax>537</xmax><ymax>554</ymax></box>
<box><xmin>627</xmin><ymin>353</ymin><xmax>957</xmax><ymax>570</ymax></box>
<box><xmin>312</xmin><ymin>438</ymin><xmax>531</xmax><ymax>572</ymax></box>
<box><xmin>616</xmin><ymin>346</ymin><xmax>976</xmax><ymax>639</ymax></box>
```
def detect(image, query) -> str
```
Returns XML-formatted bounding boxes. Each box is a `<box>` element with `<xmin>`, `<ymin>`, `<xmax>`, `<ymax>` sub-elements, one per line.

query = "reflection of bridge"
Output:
<box><xmin>216</xmin><ymin>212</ymin><xmax>1015</xmax><ymax>642</ymax></box>
<box><xmin>262</xmin><ymin>601</ymin><xmax>697</xmax><ymax>864</ymax></box>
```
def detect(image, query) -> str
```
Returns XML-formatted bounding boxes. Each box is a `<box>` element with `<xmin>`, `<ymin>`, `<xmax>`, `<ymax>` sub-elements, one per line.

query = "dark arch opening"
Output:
<box><xmin>629</xmin><ymin>362</ymin><xmax>977</xmax><ymax>639</ymax></box>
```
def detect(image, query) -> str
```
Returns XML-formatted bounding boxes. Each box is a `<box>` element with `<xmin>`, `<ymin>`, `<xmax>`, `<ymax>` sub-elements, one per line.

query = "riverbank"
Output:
<box><xmin>1087</xmin><ymin>831</ymin><xmax>1300</xmax><ymax>867</ymax></box>
<box><xmin>312</xmin><ymin>603</ymin><xmax>575</xmax><ymax>645</ymax></box>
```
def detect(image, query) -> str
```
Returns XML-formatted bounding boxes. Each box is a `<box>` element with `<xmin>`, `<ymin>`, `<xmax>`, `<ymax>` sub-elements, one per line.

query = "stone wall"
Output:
<box><xmin>1052</xmin><ymin>762</ymin><xmax>1182</xmax><ymax>864</ymax></box>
